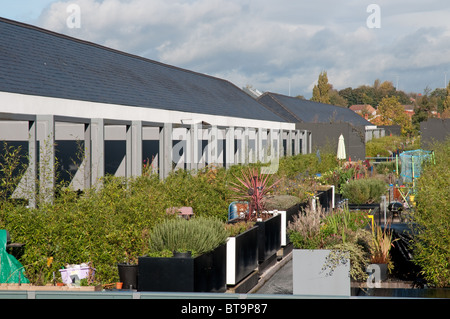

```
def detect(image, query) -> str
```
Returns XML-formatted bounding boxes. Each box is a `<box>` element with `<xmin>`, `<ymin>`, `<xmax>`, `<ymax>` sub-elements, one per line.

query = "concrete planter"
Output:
<box><xmin>292</xmin><ymin>249</ymin><xmax>350</xmax><ymax>297</ymax></box>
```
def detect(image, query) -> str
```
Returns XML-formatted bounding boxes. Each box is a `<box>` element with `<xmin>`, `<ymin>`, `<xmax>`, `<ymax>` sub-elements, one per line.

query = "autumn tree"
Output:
<box><xmin>311</xmin><ymin>71</ymin><xmax>330</xmax><ymax>104</ymax></box>
<box><xmin>374</xmin><ymin>96</ymin><xmax>413</xmax><ymax>136</ymax></box>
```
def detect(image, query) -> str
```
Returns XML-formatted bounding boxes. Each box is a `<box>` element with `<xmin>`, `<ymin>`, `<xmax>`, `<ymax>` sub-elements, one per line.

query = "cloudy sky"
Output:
<box><xmin>2</xmin><ymin>0</ymin><xmax>450</xmax><ymax>98</ymax></box>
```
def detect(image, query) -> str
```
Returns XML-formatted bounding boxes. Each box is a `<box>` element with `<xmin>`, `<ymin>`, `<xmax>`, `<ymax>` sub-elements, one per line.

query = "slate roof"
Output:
<box><xmin>0</xmin><ymin>18</ymin><xmax>285</xmax><ymax>123</ymax></box>
<box><xmin>258</xmin><ymin>92</ymin><xmax>372</xmax><ymax>126</ymax></box>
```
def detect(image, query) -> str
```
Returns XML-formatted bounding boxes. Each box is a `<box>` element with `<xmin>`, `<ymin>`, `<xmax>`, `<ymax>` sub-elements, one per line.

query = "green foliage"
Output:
<box><xmin>224</xmin><ymin>221</ymin><xmax>255</xmax><ymax>237</ymax></box>
<box><xmin>311</xmin><ymin>71</ymin><xmax>330</xmax><ymax>104</ymax></box>
<box><xmin>341</xmin><ymin>178</ymin><xmax>387</xmax><ymax>204</ymax></box>
<box><xmin>366</xmin><ymin>135</ymin><xmax>419</xmax><ymax>157</ymax></box>
<box><xmin>276</xmin><ymin>152</ymin><xmax>338</xmax><ymax>179</ymax></box>
<box><xmin>161</xmin><ymin>167</ymin><xmax>232</xmax><ymax>220</ymax></box>
<box><xmin>0</xmin><ymin>175</ymin><xmax>169</xmax><ymax>285</ymax></box>
<box><xmin>412</xmin><ymin>138</ymin><xmax>450</xmax><ymax>287</ymax></box>
<box><xmin>0</xmin><ymin>142</ymin><xmax>27</xmax><ymax>202</ymax></box>
<box><xmin>147</xmin><ymin>217</ymin><xmax>229</xmax><ymax>257</ymax></box>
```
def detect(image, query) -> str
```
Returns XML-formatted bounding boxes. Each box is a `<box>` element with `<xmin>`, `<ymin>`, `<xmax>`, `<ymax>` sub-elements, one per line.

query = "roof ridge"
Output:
<box><xmin>0</xmin><ymin>17</ymin><xmax>230</xmax><ymax>85</ymax></box>
<box><xmin>263</xmin><ymin>92</ymin><xmax>303</xmax><ymax>122</ymax></box>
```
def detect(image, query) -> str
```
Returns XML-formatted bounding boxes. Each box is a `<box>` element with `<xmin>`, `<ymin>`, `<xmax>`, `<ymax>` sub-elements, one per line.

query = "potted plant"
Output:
<box><xmin>229</xmin><ymin>167</ymin><xmax>280</xmax><ymax>221</ymax></box>
<box><xmin>288</xmin><ymin>204</ymin><xmax>373</xmax><ymax>296</ymax></box>
<box><xmin>368</xmin><ymin>224</ymin><xmax>398</xmax><ymax>283</ymax></box>
<box><xmin>117</xmin><ymin>253</ymin><xmax>138</xmax><ymax>290</ymax></box>
<box><xmin>138</xmin><ymin>217</ymin><xmax>229</xmax><ymax>292</ymax></box>
<box><xmin>224</xmin><ymin>220</ymin><xmax>259</xmax><ymax>289</ymax></box>
<box><xmin>229</xmin><ymin>167</ymin><xmax>282</xmax><ymax>271</ymax></box>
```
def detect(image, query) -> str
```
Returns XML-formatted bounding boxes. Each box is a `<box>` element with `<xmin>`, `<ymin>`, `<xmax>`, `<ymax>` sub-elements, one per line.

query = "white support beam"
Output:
<box><xmin>210</xmin><ymin>125</ymin><xmax>218</xmax><ymax>165</ymax></box>
<box><xmin>286</xmin><ymin>130</ymin><xmax>292</xmax><ymax>157</ymax></box>
<box><xmin>241</xmin><ymin>127</ymin><xmax>249</xmax><ymax>165</ymax></box>
<box><xmin>225</xmin><ymin>126</ymin><xmax>234</xmax><ymax>169</ymax></box>
<box><xmin>84</xmin><ymin>122</ymin><xmax>91</xmax><ymax>189</ymax></box>
<box><xmin>278</xmin><ymin>129</ymin><xmax>283</xmax><ymax>158</ymax></box>
<box><xmin>256</xmin><ymin>127</ymin><xmax>264</xmax><ymax>163</ymax></box>
<box><xmin>91</xmin><ymin>118</ymin><xmax>105</xmax><ymax>185</ymax></box>
<box><xmin>132</xmin><ymin>120</ymin><xmax>143</xmax><ymax>176</ymax></box>
<box><xmin>294</xmin><ymin>130</ymin><xmax>300</xmax><ymax>155</ymax></box>
<box><xmin>159</xmin><ymin>122</ymin><xmax>173</xmax><ymax>179</ymax></box>
<box><xmin>28</xmin><ymin>119</ymin><xmax>37</xmax><ymax>208</ymax></box>
<box><xmin>188</xmin><ymin>123</ymin><xmax>200</xmax><ymax>172</ymax></box>
<box><xmin>37</xmin><ymin>114</ymin><xmax>55</xmax><ymax>203</ymax></box>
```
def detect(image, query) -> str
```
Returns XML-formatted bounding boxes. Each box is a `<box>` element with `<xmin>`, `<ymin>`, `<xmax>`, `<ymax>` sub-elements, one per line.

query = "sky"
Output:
<box><xmin>2</xmin><ymin>0</ymin><xmax>450</xmax><ymax>99</ymax></box>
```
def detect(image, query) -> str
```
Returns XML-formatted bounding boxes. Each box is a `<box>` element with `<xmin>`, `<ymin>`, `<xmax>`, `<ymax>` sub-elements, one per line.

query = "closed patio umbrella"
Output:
<box><xmin>337</xmin><ymin>134</ymin><xmax>346</xmax><ymax>160</ymax></box>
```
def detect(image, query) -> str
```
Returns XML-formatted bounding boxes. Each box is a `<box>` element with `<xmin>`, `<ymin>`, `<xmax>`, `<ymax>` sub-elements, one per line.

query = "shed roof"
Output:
<box><xmin>258</xmin><ymin>92</ymin><xmax>372</xmax><ymax>126</ymax></box>
<box><xmin>0</xmin><ymin>18</ymin><xmax>284</xmax><ymax>123</ymax></box>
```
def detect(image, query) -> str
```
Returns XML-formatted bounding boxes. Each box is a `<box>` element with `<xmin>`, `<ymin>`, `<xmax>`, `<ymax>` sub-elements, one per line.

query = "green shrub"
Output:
<box><xmin>341</xmin><ymin>178</ymin><xmax>387</xmax><ymax>204</ymax></box>
<box><xmin>0</xmin><ymin>175</ymin><xmax>169</xmax><ymax>285</ymax></box>
<box><xmin>147</xmin><ymin>217</ymin><xmax>228</xmax><ymax>257</ymax></box>
<box><xmin>366</xmin><ymin>135</ymin><xmax>419</xmax><ymax>157</ymax></box>
<box><xmin>287</xmin><ymin>205</ymin><xmax>372</xmax><ymax>281</ymax></box>
<box><xmin>277</xmin><ymin>152</ymin><xmax>338</xmax><ymax>179</ymax></box>
<box><xmin>412</xmin><ymin>138</ymin><xmax>450</xmax><ymax>287</ymax></box>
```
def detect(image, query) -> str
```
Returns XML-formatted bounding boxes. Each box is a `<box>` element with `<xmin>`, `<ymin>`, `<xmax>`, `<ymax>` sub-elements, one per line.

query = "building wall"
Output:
<box><xmin>420</xmin><ymin>118</ymin><xmax>450</xmax><ymax>150</ymax></box>
<box><xmin>295</xmin><ymin>122</ymin><xmax>366</xmax><ymax>161</ymax></box>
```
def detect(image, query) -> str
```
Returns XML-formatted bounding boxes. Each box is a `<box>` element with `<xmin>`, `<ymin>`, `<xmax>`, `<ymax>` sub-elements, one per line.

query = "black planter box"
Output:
<box><xmin>226</xmin><ymin>225</ymin><xmax>259</xmax><ymax>286</ymax></box>
<box><xmin>137</xmin><ymin>244</ymin><xmax>226</xmax><ymax>292</ymax></box>
<box><xmin>255</xmin><ymin>214</ymin><xmax>281</xmax><ymax>264</ymax></box>
<box><xmin>348</xmin><ymin>203</ymin><xmax>381</xmax><ymax>224</ymax></box>
<box><xmin>316</xmin><ymin>187</ymin><xmax>334</xmax><ymax>212</ymax></box>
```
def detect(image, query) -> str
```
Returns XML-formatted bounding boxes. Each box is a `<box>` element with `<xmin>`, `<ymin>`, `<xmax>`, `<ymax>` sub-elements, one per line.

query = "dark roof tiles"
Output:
<box><xmin>0</xmin><ymin>18</ymin><xmax>285</xmax><ymax>123</ymax></box>
<box><xmin>258</xmin><ymin>92</ymin><xmax>372</xmax><ymax>126</ymax></box>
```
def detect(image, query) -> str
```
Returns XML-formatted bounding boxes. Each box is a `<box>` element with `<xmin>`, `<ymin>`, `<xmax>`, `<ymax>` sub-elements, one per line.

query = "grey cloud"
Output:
<box><xmin>34</xmin><ymin>0</ymin><xmax>450</xmax><ymax>97</ymax></box>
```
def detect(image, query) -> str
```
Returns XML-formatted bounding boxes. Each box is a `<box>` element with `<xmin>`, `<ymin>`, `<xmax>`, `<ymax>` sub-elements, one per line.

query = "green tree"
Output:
<box><xmin>412</xmin><ymin>94</ymin><xmax>431</xmax><ymax>132</ymax></box>
<box><xmin>311</xmin><ymin>71</ymin><xmax>330</xmax><ymax>104</ymax></box>
<box><xmin>375</xmin><ymin>96</ymin><xmax>413</xmax><ymax>136</ymax></box>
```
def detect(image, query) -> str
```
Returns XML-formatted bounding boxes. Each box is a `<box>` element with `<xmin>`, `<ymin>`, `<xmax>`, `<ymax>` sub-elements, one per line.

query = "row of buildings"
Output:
<box><xmin>0</xmin><ymin>17</ymin><xmax>380</xmax><ymax>206</ymax></box>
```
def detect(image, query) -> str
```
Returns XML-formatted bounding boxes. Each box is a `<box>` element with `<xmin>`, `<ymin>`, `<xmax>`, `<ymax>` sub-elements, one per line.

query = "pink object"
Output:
<box><xmin>59</xmin><ymin>266</ymin><xmax>95</xmax><ymax>285</ymax></box>
<box><xmin>166</xmin><ymin>206</ymin><xmax>194</xmax><ymax>219</ymax></box>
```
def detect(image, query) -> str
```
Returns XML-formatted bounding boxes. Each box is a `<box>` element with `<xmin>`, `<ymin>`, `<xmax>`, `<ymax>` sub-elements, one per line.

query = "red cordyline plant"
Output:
<box><xmin>229</xmin><ymin>167</ymin><xmax>280</xmax><ymax>220</ymax></box>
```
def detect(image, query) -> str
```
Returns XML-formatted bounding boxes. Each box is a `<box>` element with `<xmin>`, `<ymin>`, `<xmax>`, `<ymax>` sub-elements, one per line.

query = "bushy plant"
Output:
<box><xmin>224</xmin><ymin>220</ymin><xmax>255</xmax><ymax>237</ymax></box>
<box><xmin>412</xmin><ymin>138</ymin><xmax>450</xmax><ymax>287</ymax></box>
<box><xmin>147</xmin><ymin>217</ymin><xmax>228</xmax><ymax>257</ymax></box>
<box><xmin>341</xmin><ymin>178</ymin><xmax>387</xmax><ymax>204</ymax></box>
<box><xmin>288</xmin><ymin>205</ymin><xmax>372</xmax><ymax>281</ymax></box>
<box><xmin>276</xmin><ymin>152</ymin><xmax>338</xmax><ymax>179</ymax></box>
<box><xmin>162</xmin><ymin>167</ymin><xmax>231</xmax><ymax>220</ymax></box>
<box><xmin>0</xmin><ymin>175</ymin><xmax>169</xmax><ymax>285</ymax></box>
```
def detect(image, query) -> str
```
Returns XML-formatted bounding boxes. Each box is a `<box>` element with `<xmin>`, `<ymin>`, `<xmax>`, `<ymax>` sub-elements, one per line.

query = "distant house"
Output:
<box><xmin>349</xmin><ymin>104</ymin><xmax>377</xmax><ymax>119</ymax></box>
<box><xmin>402</xmin><ymin>105</ymin><xmax>415</xmax><ymax>119</ymax></box>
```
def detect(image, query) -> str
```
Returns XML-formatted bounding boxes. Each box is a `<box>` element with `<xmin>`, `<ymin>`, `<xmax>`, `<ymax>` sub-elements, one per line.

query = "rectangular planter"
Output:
<box><xmin>292</xmin><ymin>249</ymin><xmax>350</xmax><ymax>297</ymax></box>
<box><xmin>137</xmin><ymin>244</ymin><xmax>226</xmax><ymax>293</ymax></box>
<box><xmin>255</xmin><ymin>214</ymin><xmax>281</xmax><ymax>264</ymax></box>
<box><xmin>226</xmin><ymin>225</ymin><xmax>259</xmax><ymax>286</ymax></box>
